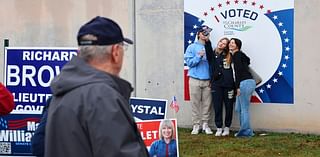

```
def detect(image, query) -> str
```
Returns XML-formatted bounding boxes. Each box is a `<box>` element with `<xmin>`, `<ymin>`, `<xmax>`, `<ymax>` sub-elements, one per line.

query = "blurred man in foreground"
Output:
<box><xmin>45</xmin><ymin>16</ymin><xmax>149</xmax><ymax>157</ymax></box>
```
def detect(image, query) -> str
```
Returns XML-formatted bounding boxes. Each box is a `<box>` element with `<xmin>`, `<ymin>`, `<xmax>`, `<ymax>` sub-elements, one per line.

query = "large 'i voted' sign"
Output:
<box><xmin>1</xmin><ymin>47</ymin><xmax>77</xmax><ymax>156</ymax></box>
<box><xmin>184</xmin><ymin>0</ymin><xmax>294</xmax><ymax>104</ymax></box>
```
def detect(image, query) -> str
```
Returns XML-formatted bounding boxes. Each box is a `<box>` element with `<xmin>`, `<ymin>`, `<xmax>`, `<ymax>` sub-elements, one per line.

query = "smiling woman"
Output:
<box><xmin>149</xmin><ymin>119</ymin><xmax>177</xmax><ymax>157</ymax></box>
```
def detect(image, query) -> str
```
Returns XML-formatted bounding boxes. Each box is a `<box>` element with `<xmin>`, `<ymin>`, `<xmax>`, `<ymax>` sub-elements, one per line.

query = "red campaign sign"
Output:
<box><xmin>136</xmin><ymin>120</ymin><xmax>176</xmax><ymax>147</ymax></box>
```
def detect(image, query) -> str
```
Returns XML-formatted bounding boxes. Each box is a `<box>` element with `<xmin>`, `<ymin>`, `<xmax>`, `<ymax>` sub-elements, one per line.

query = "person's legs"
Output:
<box><xmin>235</xmin><ymin>94</ymin><xmax>241</xmax><ymax>127</ymax></box>
<box><xmin>200</xmin><ymin>80</ymin><xmax>212</xmax><ymax>124</ymax></box>
<box><xmin>212</xmin><ymin>86</ymin><xmax>223</xmax><ymax>128</ymax></box>
<box><xmin>221</xmin><ymin>88</ymin><xmax>234</xmax><ymax>136</ymax></box>
<box><xmin>237</xmin><ymin>92</ymin><xmax>251</xmax><ymax>136</ymax></box>
<box><xmin>236</xmin><ymin>79</ymin><xmax>256</xmax><ymax>137</ymax></box>
<box><xmin>189</xmin><ymin>78</ymin><xmax>202</xmax><ymax>134</ymax></box>
<box><xmin>212</xmin><ymin>85</ymin><xmax>223</xmax><ymax>136</ymax></box>
<box><xmin>200</xmin><ymin>80</ymin><xmax>213</xmax><ymax>134</ymax></box>
<box><xmin>224</xmin><ymin>88</ymin><xmax>235</xmax><ymax>128</ymax></box>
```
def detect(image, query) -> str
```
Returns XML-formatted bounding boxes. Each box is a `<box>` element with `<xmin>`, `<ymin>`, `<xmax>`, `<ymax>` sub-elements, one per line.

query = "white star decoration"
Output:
<box><xmin>282</xmin><ymin>64</ymin><xmax>287</xmax><ymax>68</ymax></box>
<box><xmin>259</xmin><ymin>88</ymin><xmax>264</xmax><ymax>93</ymax></box>
<box><xmin>273</xmin><ymin>78</ymin><xmax>278</xmax><ymax>83</ymax></box>
<box><xmin>284</xmin><ymin>38</ymin><xmax>290</xmax><ymax>43</ymax></box>
<box><xmin>267</xmin><ymin>84</ymin><xmax>272</xmax><ymax>89</ymax></box>
<box><xmin>273</xmin><ymin>15</ymin><xmax>278</xmax><ymax>20</ymax></box>
<box><xmin>188</xmin><ymin>40</ymin><xmax>192</xmax><ymax>44</ymax></box>
<box><xmin>285</xmin><ymin>46</ymin><xmax>290</xmax><ymax>51</ymax></box>
<box><xmin>278</xmin><ymin>22</ymin><xmax>283</xmax><ymax>27</ymax></box>
<box><xmin>193</xmin><ymin>25</ymin><xmax>198</xmax><ymax>29</ymax></box>
<box><xmin>264</xmin><ymin>14</ymin><xmax>291</xmax><ymax>93</ymax></box>
<box><xmin>282</xmin><ymin>29</ymin><xmax>287</xmax><ymax>34</ymax></box>
<box><xmin>190</xmin><ymin>32</ymin><xmax>195</xmax><ymax>36</ymax></box>
<box><xmin>285</xmin><ymin>55</ymin><xmax>290</xmax><ymax>60</ymax></box>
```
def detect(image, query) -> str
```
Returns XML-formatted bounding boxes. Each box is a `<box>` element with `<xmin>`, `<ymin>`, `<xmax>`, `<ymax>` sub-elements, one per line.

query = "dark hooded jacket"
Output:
<box><xmin>31</xmin><ymin>97</ymin><xmax>51</xmax><ymax>157</ymax></box>
<box><xmin>45</xmin><ymin>56</ymin><xmax>149</xmax><ymax>157</ymax></box>
<box><xmin>205</xmin><ymin>40</ymin><xmax>234</xmax><ymax>88</ymax></box>
<box><xmin>231</xmin><ymin>50</ymin><xmax>253</xmax><ymax>88</ymax></box>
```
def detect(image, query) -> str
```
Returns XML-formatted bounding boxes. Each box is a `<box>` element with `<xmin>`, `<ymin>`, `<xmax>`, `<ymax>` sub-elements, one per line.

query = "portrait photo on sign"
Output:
<box><xmin>136</xmin><ymin>119</ymin><xmax>179</xmax><ymax>157</ymax></box>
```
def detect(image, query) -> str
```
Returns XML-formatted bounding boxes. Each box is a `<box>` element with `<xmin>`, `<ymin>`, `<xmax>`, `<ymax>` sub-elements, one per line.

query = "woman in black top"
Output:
<box><xmin>229</xmin><ymin>38</ymin><xmax>256</xmax><ymax>137</ymax></box>
<box><xmin>205</xmin><ymin>37</ymin><xmax>235</xmax><ymax>136</ymax></box>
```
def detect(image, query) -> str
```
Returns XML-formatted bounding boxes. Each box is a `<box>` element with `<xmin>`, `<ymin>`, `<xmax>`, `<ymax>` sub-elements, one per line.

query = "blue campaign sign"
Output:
<box><xmin>0</xmin><ymin>114</ymin><xmax>42</xmax><ymax>156</ymax></box>
<box><xmin>5</xmin><ymin>47</ymin><xmax>77</xmax><ymax>114</ymax></box>
<box><xmin>130</xmin><ymin>97</ymin><xmax>167</xmax><ymax>121</ymax></box>
<box><xmin>1</xmin><ymin>47</ymin><xmax>77</xmax><ymax>156</ymax></box>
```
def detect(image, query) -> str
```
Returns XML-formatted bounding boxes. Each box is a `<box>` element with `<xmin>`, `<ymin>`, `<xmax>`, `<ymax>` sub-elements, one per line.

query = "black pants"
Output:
<box><xmin>211</xmin><ymin>86</ymin><xmax>235</xmax><ymax>128</ymax></box>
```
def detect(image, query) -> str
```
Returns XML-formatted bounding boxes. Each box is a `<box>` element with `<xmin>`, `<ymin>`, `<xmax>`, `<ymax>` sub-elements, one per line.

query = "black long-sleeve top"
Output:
<box><xmin>232</xmin><ymin>51</ymin><xmax>253</xmax><ymax>89</ymax></box>
<box><xmin>205</xmin><ymin>40</ymin><xmax>234</xmax><ymax>88</ymax></box>
<box><xmin>212</xmin><ymin>51</ymin><xmax>235</xmax><ymax>88</ymax></box>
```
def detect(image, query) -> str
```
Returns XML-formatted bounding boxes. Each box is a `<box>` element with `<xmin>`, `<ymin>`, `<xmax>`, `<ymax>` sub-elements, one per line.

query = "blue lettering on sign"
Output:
<box><xmin>220</xmin><ymin>9</ymin><xmax>258</xmax><ymax>20</ymax></box>
<box><xmin>3</xmin><ymin>47</ymin><xmax>77</xmax><ymax>155</ymax></box>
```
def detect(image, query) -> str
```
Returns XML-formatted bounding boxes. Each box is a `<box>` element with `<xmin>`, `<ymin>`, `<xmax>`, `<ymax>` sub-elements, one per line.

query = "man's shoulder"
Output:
<box><xmin>186</xmin><ymin>42</ymin><xmax>202</xmax><ymax>54</ymax></box>
<box><xmin>88</xmin><ymin>81</ymin><xmax>129</xmax><ymax>101</ymax></box>
<box><xmin>80</xmin><ymin>81</ymin><xmax>114</xmax><ymax>91</ymax></box>
<box><xmin>186</xmin><ymin>42</ymin><xmax>198</xmax><ymax>49</ymax></box>
<box><xmin>188</xmin><ymin>42</ymin><xmax>200</xmax><ymax>47</ymax></box>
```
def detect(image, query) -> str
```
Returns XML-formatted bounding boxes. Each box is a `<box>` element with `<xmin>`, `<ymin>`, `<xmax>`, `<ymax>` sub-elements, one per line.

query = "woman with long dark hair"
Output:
<box><xmin>229</xmin><ymin>38</ymin><xmax>256</xmax><ymax>137</ymax></box>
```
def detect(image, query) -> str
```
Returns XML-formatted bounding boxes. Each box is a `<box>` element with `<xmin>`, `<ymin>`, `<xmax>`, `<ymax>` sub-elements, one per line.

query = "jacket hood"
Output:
<box><xmin>50</xmin><ymin>56</ymin><xmax>132</xmax><ymax>98</ymax></box>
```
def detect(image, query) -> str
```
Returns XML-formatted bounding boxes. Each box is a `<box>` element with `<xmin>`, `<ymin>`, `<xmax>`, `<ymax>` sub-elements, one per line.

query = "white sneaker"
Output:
<box><xmin>191</xmin><ymin>124</ymin><xmax>200</xmax><ymax>135</ymax></box>
<box><xmin>215</xmin><ymin>128</ymin><xmax>223</xmax><ymax>136</ymax></box>
<box><xmin>202</xmin><ymin>123</ymin><xmax>213</xmax><ymax>134</ymax></box>
<box><xmin>222</xmin><ymin>127</ymin><xmax>230</xmax><ymax>136</ymax></box>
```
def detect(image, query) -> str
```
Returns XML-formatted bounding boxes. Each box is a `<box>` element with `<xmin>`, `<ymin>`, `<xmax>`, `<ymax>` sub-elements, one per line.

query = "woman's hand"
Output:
<box><xmin>236</xmin><ymin>88</ymin><xmax>240</xmax><ymax>96</ymax></box>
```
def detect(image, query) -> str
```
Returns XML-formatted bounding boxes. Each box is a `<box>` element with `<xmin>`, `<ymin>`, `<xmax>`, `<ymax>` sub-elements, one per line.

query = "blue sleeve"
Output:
<box><xmin>169</xmin><ymin>139</ymin><xmax>177</xmax><ymax>156</ymax></box>
<box><xmin>31</xmin><ymin>97</ymin><xmax>52</xmax><ymax>156</ymax></box>
<box><xmin>149</xmin><ymin>141</ymin><xmax>157</xmax><ymax>157</ymax></box>
<box><xmin>184</xmin><ymin>45</ymin><xmax>202</xmax><ymax>68</ymax></box>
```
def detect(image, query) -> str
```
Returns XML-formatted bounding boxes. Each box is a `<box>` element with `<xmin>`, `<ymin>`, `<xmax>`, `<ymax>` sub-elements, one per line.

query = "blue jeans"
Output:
<box><xmin>235</xmin><ymin>79</ymin><xmax>256</xmax><ymax>137</ymax></box>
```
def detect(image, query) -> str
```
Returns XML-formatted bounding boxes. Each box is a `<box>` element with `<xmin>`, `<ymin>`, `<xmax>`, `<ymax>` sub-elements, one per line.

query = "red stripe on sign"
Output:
<box><xmin>184</xmin><ymin>69</ymin><xmax>190</xmax><ymax>101</ymax></box>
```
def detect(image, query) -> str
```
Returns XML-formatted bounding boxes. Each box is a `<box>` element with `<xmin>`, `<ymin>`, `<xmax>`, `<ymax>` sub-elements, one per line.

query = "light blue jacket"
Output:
<box><xmin>184</xmin><ymin>41</ymin><xmax>210</xmax><ymax>80</ymax></box>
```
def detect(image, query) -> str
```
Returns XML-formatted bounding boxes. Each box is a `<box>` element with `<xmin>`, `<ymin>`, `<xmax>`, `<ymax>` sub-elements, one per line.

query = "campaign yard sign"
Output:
<box><xmin>136</xmin><ymin>119</ymin><xmax>179</xmax><ymax>156</ymax></box>
<box><xmin>130</xmin><ymin>97</ymin><xmax>167</xmax><ymax>121</ymax></box>
<box><xmin>1</xmin><ymin>47</ymin><xmax>77</xmax><ymax>155</ymax></box>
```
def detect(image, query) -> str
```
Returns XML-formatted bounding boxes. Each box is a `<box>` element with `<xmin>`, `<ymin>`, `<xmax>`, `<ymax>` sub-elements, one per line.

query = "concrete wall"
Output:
<box><xmin>1</xmin><ymin>0</ymin><xmax>320</xmax><ymax>134</ymax></box>
<box><xmin>0</xmin><ymin>0</ymin><xmax>135</xmax><ymax>84</ymax></box>
<box><xmin>135</xmin><ymin>0</ymin><xmax>320</xmax><ymax>134</ymax></box>
<box><xmin>134</xmin><ymin>0</ymin><xmax>184</xmax><ymax>115</ymax></box>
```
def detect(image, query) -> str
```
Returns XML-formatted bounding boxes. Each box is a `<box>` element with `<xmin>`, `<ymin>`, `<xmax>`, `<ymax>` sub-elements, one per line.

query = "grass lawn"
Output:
<box><xmin>178</xmin><ymin>128</ymin><xmax>320</xmax><ymax>157</ymax></box>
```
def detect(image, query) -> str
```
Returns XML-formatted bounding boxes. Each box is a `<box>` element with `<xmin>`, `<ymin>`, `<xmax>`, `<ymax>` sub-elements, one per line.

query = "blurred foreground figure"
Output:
<box><xmin>0</xmin><ymin>82</ymin><xmax>15</xmax><ymax>115</ymax></box>
<box><xmin>45</xmin><ymin>16</ymin><xmax>149</xmax><ymax>157</ymax></box>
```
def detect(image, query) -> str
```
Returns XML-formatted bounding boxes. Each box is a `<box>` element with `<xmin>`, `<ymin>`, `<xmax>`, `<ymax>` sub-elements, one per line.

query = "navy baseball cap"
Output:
<box><xmin>77</xmin><ymin>16</ymin><xmax>133</xmax><ymax>46</ymax></box>
<box><xmin>198</xmin><ymin>25</ymin><xmax>212</xmax><ymax>36</ymax></box>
